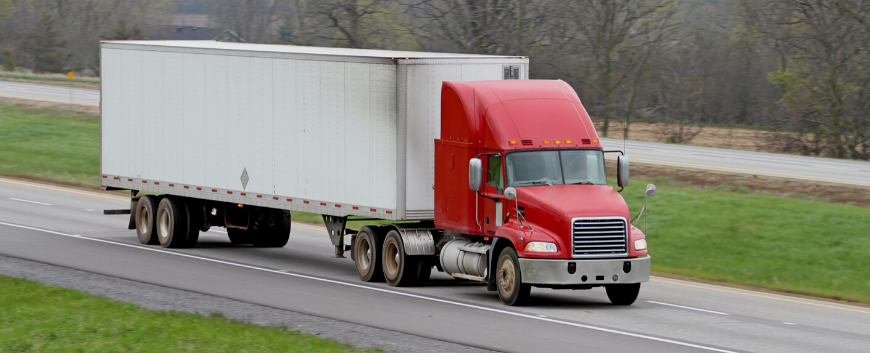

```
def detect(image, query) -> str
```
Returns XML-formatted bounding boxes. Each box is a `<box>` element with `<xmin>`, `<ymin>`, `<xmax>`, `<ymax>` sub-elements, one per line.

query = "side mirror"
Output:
<box><xmin>645</xmin><ymin>184</ymin><xmax>657</xmax><ymax>197</ymax></box>
<box><xmin>504</xmin><ymin>187</ymin><xmax>517</xmax><ymax>200</ymax></box>
<box><xmin>469</xmin><ymin>158</ymin><xmax>483</xmax><ymax>191</ymax></box>
<box><xmin>617</xmin><ymin>155</ymin><xmax>630</xmax><ymax>188</ymax></box>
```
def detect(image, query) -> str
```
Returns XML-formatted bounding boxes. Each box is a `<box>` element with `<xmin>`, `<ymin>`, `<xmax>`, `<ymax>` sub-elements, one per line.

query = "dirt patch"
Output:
<box><xmin>0</xmin><ymin>77</ymin><xmax>101</xmax><ymax>90</ymax></box>
<box><xmin>0</xmin><ymin>97</ymin><xmax>100</xmax><ymax>115</ymax></box>
<box><xmin>598</xmin><ymin>121</ymin><xmax>780</xmax><ymax>151</ymax></box>
<box><xmin>607</xmin><ymin>160</ymin><xmax>870</xmax><ymax>207</ymax></box>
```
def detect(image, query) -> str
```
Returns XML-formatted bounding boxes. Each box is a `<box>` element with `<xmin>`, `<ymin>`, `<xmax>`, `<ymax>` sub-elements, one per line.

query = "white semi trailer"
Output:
<box><xmin>100</xmin><ymin>40</ymin><xmax>527</xmax><ymax>254</ymax></box>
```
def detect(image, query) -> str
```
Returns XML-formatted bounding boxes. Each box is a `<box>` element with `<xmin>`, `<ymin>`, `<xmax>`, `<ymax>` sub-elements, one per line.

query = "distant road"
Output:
<box><xmin>601</xmin><ymin>138</ymin><xmax>870</xmax><ymax>187</ymax></box>
<box><xmin>0</xmin><ymin>80</ymin><xmax>99</xmax><ymax>107</ymax></box>
<box><xmin>2</xmin><ymin>81</ymin><xmax>868</xmax><ymax>187</ymax></box>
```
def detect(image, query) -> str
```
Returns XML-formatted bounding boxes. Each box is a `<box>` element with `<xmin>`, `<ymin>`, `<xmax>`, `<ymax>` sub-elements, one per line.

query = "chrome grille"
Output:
<box><xmin>572</xmin><ymin>218</ymin><xmax>628</xmax><ymax>257</ymax></box>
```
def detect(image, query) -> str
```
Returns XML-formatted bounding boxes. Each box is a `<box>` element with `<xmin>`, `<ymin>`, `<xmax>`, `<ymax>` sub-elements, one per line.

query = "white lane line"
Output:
<box><xmin>8</xmin><ymin>198</ymin><xmax>52</xmax><ymax>206</ymax></box>
<box><xmin>783</xmin><ymin>322</ymin><xmax>796</xmax><ymax>325</ymax></box>
<box><xmin>647</xmin><ymin>301</ymin><xmax>730</xmax><ymax>315</ymax></box>
<box><xmin>84</xmin><ymin>209</ymin><xmax>94</xmax><ymax>212</ymax></box>
<box><xmin>0</xmin><ymin>221</ymin><xmax>738</xmax><ymax>353</ymax></box>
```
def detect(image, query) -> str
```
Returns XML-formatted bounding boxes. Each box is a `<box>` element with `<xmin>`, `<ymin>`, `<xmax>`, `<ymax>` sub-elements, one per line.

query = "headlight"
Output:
<box><xmin>634</xmin><ymin>239</ymin><xmax>647</xmax><ymax>251</ymax></box>
<box><xmin>524</xmin><ymin>242</ymin><xmax>557</xmax><ymax>253</ymax></box>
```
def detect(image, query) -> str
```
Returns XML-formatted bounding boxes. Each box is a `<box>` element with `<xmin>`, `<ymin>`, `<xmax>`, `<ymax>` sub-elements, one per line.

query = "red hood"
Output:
<box><xmin>515</xmin><ymin>184</ymin><xmax>629</xmax><ymax>221</ymax></box>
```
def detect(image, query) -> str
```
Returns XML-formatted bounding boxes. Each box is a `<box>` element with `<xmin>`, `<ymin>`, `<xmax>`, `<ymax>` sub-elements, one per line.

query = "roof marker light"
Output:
<box><xmin>566</xmin><ymin>140</ymin><xmax>573</xmax><ymax>144</ymax></box>
<box><xmin>543</xmin><ymin>140</ymin><xmax>551</xmax><ymax>144</ymax></box>
<box><xmin>593</xmin><ymin>139</ymin><xmax>599</xmax><ymax>143</ymax></box>
<box><xmin>555</xmin><ymin>140</ymin><xmax>562</xmax><ymax>144</ymax></box>
<box><xmin>509</xmin><ymin>140</ymin><xmax>517</xmax><ymax>145</ymax></box>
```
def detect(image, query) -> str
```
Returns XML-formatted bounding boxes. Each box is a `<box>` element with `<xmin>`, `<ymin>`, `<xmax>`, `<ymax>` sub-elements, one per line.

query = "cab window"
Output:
<box><xmin>486</xmin><ymin>155</ymin><xmax>504</xmax><ymax>193</ymax></box>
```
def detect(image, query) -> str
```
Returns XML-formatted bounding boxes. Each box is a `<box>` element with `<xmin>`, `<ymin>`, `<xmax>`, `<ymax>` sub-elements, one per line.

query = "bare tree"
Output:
<box><xmin>207</xmin><ymin>0</ymin><xmax>284</xmax><ymax>43</ymax></box>
<box><xmin>760</xmin><ymin>0</ymin><xmax>870</xmax><ymax>159</ymax></box>
<box><xmin>558</xmin><ymin>0</ymin><xmax>681</xmax><ymax>138</ymax></box>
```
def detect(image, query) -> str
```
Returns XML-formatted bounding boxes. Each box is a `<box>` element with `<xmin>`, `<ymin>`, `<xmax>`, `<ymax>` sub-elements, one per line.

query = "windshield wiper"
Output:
<box><xmin>519</xmin><ymin>181</ymin><xmax>552</xmax><ymax>186</ymax></box>
<box><xmin>570</xmin><ymin>181</ymin><xmax>595</xmax><ymax>185</ymax></box>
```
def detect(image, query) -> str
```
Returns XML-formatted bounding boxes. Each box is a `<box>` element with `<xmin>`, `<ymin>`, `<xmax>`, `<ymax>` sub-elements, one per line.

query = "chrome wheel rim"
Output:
<box><xmin>137</xmin><ymin>205</ymin><xmax>149</xmax><ymax>234</ymax></box>
<box><xmin>157</xmin><ymin>208</ymin><xmax>171</xmax><ymax>240</ymax></box>
<box><xmin>498</xmin><ymin>257</ymin><xmax>516</xmax><ymax>294</ymax></box>
<box><xmin>358</xmin><ymin>237</ymin><xmax>371</xmax><ymax>271</ymax></box>
<box><xmin>385</xmin><ymin>240</ymin><xmax>399</xmax><ymax>277</ymax></box>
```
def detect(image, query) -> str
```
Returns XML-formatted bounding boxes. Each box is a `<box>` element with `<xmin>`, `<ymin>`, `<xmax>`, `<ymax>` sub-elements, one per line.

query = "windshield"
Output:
<box><xmin>505</xmin><ymin>150</ymin><xmax>606</xmax><ymax>187</ymax></box>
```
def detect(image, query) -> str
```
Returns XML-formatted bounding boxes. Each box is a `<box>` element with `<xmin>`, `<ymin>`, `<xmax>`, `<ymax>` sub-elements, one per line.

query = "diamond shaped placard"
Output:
<box><xmin>240</xmin><ymin>168</ymin><xmax>249</xmax><ymax>190</ymax></box>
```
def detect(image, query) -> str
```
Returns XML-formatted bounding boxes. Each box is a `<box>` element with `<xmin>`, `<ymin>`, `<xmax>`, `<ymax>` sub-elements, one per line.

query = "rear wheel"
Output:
<box><xmin>227</xmin><ymin>228</ymin><xmax>251</xmax><ymax>244</ymax></box>
<box><xmin>496</xmin><ymin>247</ymin><xmax>531</xmax><ymax>306</ymax></box>
<box><xmin>382</xmin><ymin>230</ymin><xmax>425</xmax><ymax>287</ymax></box>
<box><xmin>156</xmin><ymin>197</ymin><xmax>188</xmax><ymax>248</ymax></box>
<box><xmin>605</xmin><ymin>283</ymin><xmax>641</xmax><ymax>305</ymax></box>
<box><xmin>135</xmin><ymin>195</ymin><xmax>159</xmax><ymax>245</ymax></box>
<box><xmin>252</xmin><ymin>210</ymin><xmax>290</xmax><ymax>247</ymax></box>
<box><xmin>354</xmin><ymin>227</ymin><xmax>383</xmax><ymax>282</ymax></box>
<box><xmin>182</xmin><ymin>200</ymin><xmax>201</xmax><ymax>247</ymax></box>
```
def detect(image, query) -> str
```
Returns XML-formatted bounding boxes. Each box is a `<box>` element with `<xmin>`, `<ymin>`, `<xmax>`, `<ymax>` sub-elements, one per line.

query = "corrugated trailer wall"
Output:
<box><xmin>398</xmin><ymin>61</ymin><xmax>523</xmax><ymax>219</ymax></box>
<box><xmin>101</xmin><ymin>47</ymin><xmax>398</xmax><ymax>214</ymax></box>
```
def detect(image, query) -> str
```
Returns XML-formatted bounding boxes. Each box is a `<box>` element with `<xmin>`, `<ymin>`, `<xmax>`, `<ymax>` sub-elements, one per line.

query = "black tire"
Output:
<box><xmin>414</xmin><ymin>257</ymin><xmax>433</xmax><ymax>286</ymax></box>
<box><xmin>156</xmin><ymin>197</ymin><xmax>188</xmax><ymax>248</ymax></box>
<box><xmin>182</xmin><ymin>200</ymin><xmax>201</xmax><ymax>248</ymax></box>
<box><xmin>252</xmin><ymin>210</ymin><xmax>290</xmax><ymax>247</ymax></box>
<box><xmin>605</xmin><ymin>283</ymin><xmax>641</xmax><ymax>305</ymax></box>
<box><xmin>135</xmin><ymin>195</ymin><xmax>159</xmax><ymax>245</ymax></box>
<box><xmin>382</xmin><ymin>230</ymin><xmax>425</xmax><ymax>287</ymax></box>
<box><xmin>354</xmin><ymin>227</ymin><xmax>384</xmax><ymax>282</ymax></box>
<box><xmin>227</xmin><ymin>228</ymin><xmax>251</xmax><ymax>244</ymax></box>
<box><xmin>496</xmin><ymin>247</ymin><xmax>531</xmax><ymax>306</ymax></box>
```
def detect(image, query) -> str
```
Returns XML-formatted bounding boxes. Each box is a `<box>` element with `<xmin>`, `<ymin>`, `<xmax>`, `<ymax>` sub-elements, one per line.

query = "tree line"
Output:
<box><xmin>1</xmin><ymin>0</ymin><xmax>868</xmax><ymax>159</ymax></box>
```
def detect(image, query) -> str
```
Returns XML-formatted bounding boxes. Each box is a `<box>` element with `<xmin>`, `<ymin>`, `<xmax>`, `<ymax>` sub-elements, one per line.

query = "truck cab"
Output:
<box><xmin>434</xmin><ymin>80</ymin><xmax>650</xmax><ymax>305</ymax></box>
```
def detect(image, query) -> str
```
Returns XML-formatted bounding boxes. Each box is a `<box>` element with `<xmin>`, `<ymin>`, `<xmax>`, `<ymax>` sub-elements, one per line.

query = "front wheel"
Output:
<box><xmin>496</xmin><ymin>247</ymin><xmax>531</xmax><ymax>306</ymax></box>
<box><xmin>605</xmin><ymin>283</ymin><xmax>641</xmax><ymax>305</ymax></box>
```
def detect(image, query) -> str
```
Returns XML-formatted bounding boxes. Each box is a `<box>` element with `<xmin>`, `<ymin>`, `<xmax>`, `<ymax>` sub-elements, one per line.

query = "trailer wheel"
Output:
<box><xmin>135</xmin><ymin>195</ymin><xmax>159</xmax><ymax>245</ymax></box>
<box><xmin>227</xmin><ymin>228</ymin><xmax>251</xmax><ymax>244</ymax></box>
<box><xmin>182</xmin><ymin>200</ymin><xmax>201</xmax><ymax>247</ymax></box>
<box><xmin>252</xmin><ymin>210</ymin><xmax>290</xmax><ymax>247</ymax></box>
<box><xmin>605</xmin><ymin>283</ymin><xmax>641</xmax><ymax>305</ymax></box>
<box><xmin>496</xmin><ymin>247</ymin><xmax>531</xmax><ymax>306</ymax></box>
<box><xmin>354</xmin><ymin>227</ymin><xmax>384</xmax><ymax>282</ymax></box>
<box><xmin>382</xmin><ymin>230</ymin><xmax>425</xmax><ymax>287</ymax></box>
<box><xmin>156</xmin><ymin>197</ymin><xmax>188</xmax><ymax>248</ymax></box>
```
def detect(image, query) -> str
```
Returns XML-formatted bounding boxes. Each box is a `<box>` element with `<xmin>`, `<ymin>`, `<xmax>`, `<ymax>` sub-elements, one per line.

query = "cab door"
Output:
<box><xmin>482</xmin><ymin>155</ymin><xmax>505</xmax><ymax>236</ymax></box>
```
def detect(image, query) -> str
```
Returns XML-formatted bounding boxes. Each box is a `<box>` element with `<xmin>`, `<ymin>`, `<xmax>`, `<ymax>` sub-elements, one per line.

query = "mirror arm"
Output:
<box><xmin>603</xmin><ymin>150</ymin><xmax>624</xmax><ymax>155</ymax></box>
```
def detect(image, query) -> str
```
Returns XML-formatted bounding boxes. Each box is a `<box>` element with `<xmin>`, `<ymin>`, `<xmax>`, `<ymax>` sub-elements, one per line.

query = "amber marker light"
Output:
<box><xmin>593</xmin><ymin>139</ymin><xmax>599</xmax><ymax>143</ymax></box>
<box><xmin>543</xmin><ymin>140</ymin><xmax>551</xmax><ymax>144</ymax></box>
<box><xmin>566</xmin><ymin>140</ymin><xmax>573</xmax><ymax>144</ymax></box>
<box><xmin>237</xmin><ymin>204</ymin><xmax>243</xmax><ymax>207</ymax></box>
<box><xmin>509</xmin><ymin>140</ymin><xmax>517</xmax><ymax>145</ymax></box>
<box><xmin>555</xmin><ymin>140</ymin><xmax>562</xmax><ymax>144</ymax></box>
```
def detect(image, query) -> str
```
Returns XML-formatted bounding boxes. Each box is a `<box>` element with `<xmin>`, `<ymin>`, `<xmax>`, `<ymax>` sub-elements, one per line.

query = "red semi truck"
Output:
<box><xmin>101</xmin><ymin>42</ymin><xmax>648</xmax><ymax>306</ymax></box>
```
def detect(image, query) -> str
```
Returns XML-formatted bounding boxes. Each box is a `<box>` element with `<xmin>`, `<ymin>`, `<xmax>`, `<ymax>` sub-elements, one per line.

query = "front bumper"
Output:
<box><xmin>519</xmin><ymin>256</ymin><xmax>650</xmax><ymax>285</ymax></box>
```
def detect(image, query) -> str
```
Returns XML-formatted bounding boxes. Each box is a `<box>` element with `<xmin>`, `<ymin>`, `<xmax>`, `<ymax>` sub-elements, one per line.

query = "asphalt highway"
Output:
<box><xmin>600</xmin><ymin>138</ymin><xmax>870</xmax><ymax>187</ymax></box>
<box><xmin>1</xmin><ymin>178</ymin><xmax>868</xmax><ymax>352</ymax></box>
<box><xmin>0</xmin><ymin>80</ymin><xmax>100</xmax><ymax>106</ymax></box>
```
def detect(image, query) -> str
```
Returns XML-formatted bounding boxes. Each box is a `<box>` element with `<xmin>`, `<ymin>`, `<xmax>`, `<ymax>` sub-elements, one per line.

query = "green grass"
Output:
<box><xmin>0</xmin><ymin>102</ymin><xmax>100</xmax><ymax>187</ymax></box>
<box><xmin>620</xmin><ymin>177</ymin><xmax>870</xmax><ymax>302</ymax></box>
<box><xmin>0</xmin><ymin>71</ymin><xmax>101</xmax><ymax>84</ymax></box>
<box><xmin>1</xmin><ymin>101</ymin><xmax>868</xmax><ymax>303</ymax></box>
<box><xmin>0</xmin><ymin>275</ymin><xmax>376</xmax><ymax>353</ymax></box>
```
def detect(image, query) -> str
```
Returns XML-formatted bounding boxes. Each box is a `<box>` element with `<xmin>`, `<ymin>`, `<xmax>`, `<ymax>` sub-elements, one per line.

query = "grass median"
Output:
<box><xmin>1</xmin><ymin>101</ymin><xmax>868</xmax><ymax>303</ymax></box>
<box><xmin>0</xmin><ymin>275</ymin><xmax>376</xmax><ymax>352</ymax></box>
